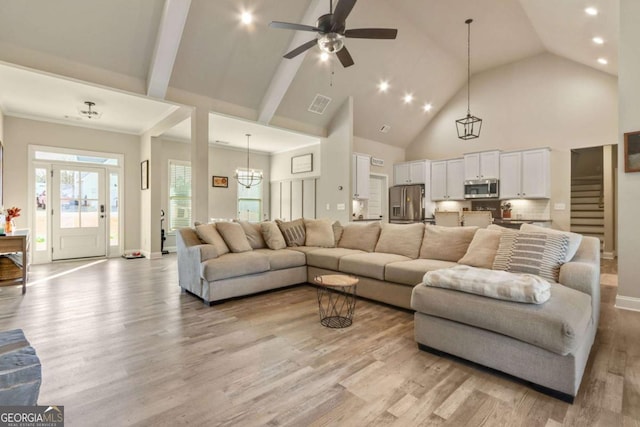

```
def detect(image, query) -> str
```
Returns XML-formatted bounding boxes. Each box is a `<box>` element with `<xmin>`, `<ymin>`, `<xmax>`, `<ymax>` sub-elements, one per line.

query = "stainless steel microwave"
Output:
<box><xmin>464</xmin><ymin>179</ymin><xmax>499</xmax><ymax>199</ymax></box>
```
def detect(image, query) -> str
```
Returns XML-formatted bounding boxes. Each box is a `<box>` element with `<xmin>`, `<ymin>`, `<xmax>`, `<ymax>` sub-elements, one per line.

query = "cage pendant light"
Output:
<box><xmin>234</xmin><ymin>134</ymin><xmax>263</xmax><ymax>189</ymax></box>
<box><xmin>456</xmin><ymin>18</ymin><xmax>483</xmax><ymax>140</ymax></box>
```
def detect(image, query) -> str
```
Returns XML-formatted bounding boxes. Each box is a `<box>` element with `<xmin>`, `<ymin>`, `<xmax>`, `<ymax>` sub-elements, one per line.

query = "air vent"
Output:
<box><xmin>379</xmin><ymin>124</ymin><xmax>391</xmax><ymax>133</ymax></box>
<box><xmin>308</xmin><ymin>94</ymin><xmax>332</xmax><ymax>114</ymax></box>
<box><xmin>214</xmin><ymin>140</ymin><xmax>231</xmax><ymax>145</ymax></box>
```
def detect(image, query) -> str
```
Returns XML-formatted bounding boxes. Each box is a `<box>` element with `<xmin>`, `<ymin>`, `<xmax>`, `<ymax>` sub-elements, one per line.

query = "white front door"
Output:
<box><xmin>51</xmin><ymin>165</ymin><xmax>107</xmax><ymax>260</ymax></box>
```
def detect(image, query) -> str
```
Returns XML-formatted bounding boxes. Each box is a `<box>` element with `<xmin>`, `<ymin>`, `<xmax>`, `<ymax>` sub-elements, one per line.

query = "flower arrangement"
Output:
<box><xmin>500</xmin><ymin>202</ymin><xmax>512</xmax><ymax>212</ymax></box>
<box><xmin>5</xmin><ymin>206</ymin><xmax>21</xmax><ymax>221</ymax></box>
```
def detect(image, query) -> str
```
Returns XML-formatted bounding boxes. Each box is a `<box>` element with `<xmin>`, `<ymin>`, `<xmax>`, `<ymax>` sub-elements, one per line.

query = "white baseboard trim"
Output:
<box><xmin>615</xmin><ymin>295</ymin><xmax>640</xmax><ymax>312</ymax></box>
<box><xmin>148</xmin><ymin>251</ymin><xmax>163</xmax><ymax>259</ymax></box>
<box><xmin>602</xmin><ymin>251</ymin><xmax>615</xmax><ymax>260</ymax></box>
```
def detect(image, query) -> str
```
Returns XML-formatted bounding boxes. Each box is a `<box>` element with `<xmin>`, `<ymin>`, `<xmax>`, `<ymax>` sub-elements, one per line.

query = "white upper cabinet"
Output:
<box><xmin>352</xmin><ymin>154</ymin><xmax>371</xmax><ymax>199</ymax></box>
<box><xmin>464</xmin><ymin>150</ymin><xmax>500</xmax><ymax>180</ymax></box>
<box><xmin>431</xmin><ymin>158</ymin><xmax>465</xmax><ymax>201</ymax></box>
<box><xmin>499</xmin><ymin>148</ymin><xmax>550</xmax><ymax>199</ymax></box>
<box><xmin>394</xmin><ymin>160</ymin><xmax>429</xmax><ymax>185</ymax></box>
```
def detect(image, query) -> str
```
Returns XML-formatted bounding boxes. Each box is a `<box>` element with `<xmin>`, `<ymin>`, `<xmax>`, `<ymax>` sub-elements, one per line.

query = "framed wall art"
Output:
<box><xmin>291</xmin><ymin>153</ymin><xmax>313</xmax><ymax>174</ymax></box>
<box><xmin>624</xmin><ymin>131</ymin><xmax>640</xmax><ymax>173</ymax></box>
<box><xmin>141</xmin><ymin>160</ymin><xmax>149</xmax><ymax>190</ymax></box>
<box><xmin>212</xmin><ymin>176</ymin><xmax>228</xmax><ymax>188</ymax></box>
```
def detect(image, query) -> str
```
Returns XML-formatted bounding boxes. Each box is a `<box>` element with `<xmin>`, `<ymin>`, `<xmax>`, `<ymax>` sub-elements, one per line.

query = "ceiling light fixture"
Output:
<box><xmin>592</xmin><ymin>36</ymin><xmax>604</xmax><ymax>44</ymax></box>
<box><xmin>598</xmin><ymin>58</ymin><xmax>608</xmax><ymax>65</ymax></box>
<box><xmin>320</xmin><ymin>52</ymin><xmax>330</xmax><ymax>62</ymax></box>
<box><xmin>241</xmin><ymin>11</ymin><xmax>253</xmax><ymax>25</ymax></box>
<box><xmin>423</xmin><ymin>103</ymin><xmax>433</xmax><ymax>112</ymax></box>
<box><xmin>378</xmin><ymin>81</ymin><xmax>389</xmax><ymax>92</ymax></box>
<box><xmin>403</xmin><ymin>93</ymin><xmax>413</xmax><ymax>104</ymax></box>
<box><xmin>234</xmin><ymin>134</ymin><xmax>263</xmax><ymax>189</ymax></box>
<box><xmin>585</xmin><ymin>7</ymin><xmax>598</xmax><ymax>16</ymax></box>
<box><xmin>318</xmin><ymin>33</ymin><xmax>345</xmax><ymax>54</ymax></box>
<box><xmin>79</xmin><ymin>101</ymin><xmax>101</xmax><ymax>119</ymax></box>
<box><xmin>456</xmin><ymin>18</ymin><xmax>482</xmax><ymax>140</ymax></box>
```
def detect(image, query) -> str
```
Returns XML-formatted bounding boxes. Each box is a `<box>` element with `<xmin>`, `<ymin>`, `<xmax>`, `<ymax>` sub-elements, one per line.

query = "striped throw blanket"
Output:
<box><xmin>423</xmin><ymin>265</ymin><xmax>551</xmax><ymax>304</ymax></box>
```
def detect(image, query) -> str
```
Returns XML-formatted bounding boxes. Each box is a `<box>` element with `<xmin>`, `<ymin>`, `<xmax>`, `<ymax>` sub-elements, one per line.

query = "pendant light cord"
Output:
<box><xmin>466</xmin><ymin>19</ymin><xmax>472</xmax><ymax>117</ymax></box>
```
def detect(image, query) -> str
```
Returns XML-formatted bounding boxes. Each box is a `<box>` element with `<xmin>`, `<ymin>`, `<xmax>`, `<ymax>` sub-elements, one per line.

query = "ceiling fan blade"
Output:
<box><xmin>344</xmin><ymin>28</ymin><xmax>398</xmax><ymax>39</ymax></box>
<box><xmin>270</xmin><ymin>21</ymin><xmax>321</xmax><ymax>32</ymax></box>
<box><xmin>336</xmin><ymin>46</ymin><xmax>355</xmax><ymax>68</ymax></box>
<box><xmin>283</xmin><ymin>39</ymin><xmax>318</xmax><ymax>59</ymax></box>
<box><xmin>332</xmin><ymin>0</ymin><xmax>357</xmax><ymax>31</ymax></box>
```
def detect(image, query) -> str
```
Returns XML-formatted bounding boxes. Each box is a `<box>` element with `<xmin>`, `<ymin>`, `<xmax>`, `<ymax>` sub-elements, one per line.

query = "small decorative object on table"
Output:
<box><xmin>314</xmin><ymin>275</ymin><xmax>358</xmax><ymax>328</ymax></box>
<box><xmin>4</xmin><ymin>206</ymin><xmax>21</xmax><ymax>234</ymax></box>
<box><xmin>501</xmin><ymin>202</ymin><xmax>512</xmax><ymax>219</ymax></box>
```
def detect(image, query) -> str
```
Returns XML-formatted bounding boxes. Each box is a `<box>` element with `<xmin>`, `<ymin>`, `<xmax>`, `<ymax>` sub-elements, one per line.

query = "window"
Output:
<box><xmin>237</xmin><ymin>169</ymin><xmax>263</xmax><ymax>222</ymax></box>
<box><xmin>169</xmin><ymin>160</ymin><xmax>191</xmax><ymax>230</ymax></box>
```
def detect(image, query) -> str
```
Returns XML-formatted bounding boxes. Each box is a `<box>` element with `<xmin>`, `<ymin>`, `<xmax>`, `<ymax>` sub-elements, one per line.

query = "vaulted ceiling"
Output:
<box><xmin>0</xmin><ymin>0</ymin><xmax>618</xmax><ymax>151</ymax></box>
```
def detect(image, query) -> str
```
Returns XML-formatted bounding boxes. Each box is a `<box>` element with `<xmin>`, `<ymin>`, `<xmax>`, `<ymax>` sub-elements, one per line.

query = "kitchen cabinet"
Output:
<box><xmin>431</xmin><ymin>158</ymin><xmax>465</xmax><ymax>200</ymax></box>
<box><xmin>394</xmin><ymin>160</ymin><xmax>429</xmax><ymax>185</ymax></box>
<box><xmin>352</xmin><ymin>154</ymin><xmax>370</xmax><ymax>199</ymax></box>
<box><xmin>464</xmin><ymin>150</ymin><xmax>500</xmax><ymax>180</ymax></box>
<box><xmin>499</xmin><ymin>148</ymin><xmax>550</xmax><ymax>199</ymax></box>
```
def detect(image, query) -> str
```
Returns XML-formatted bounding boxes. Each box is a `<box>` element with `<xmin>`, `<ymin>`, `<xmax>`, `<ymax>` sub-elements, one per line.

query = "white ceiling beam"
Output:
<box><xmin>258</xmin><ymin>0</ymin><xmax>326</xmax><ymax>124</ymax></box>
<box><xmin>147</xmin><ymin>0</ymin><xmax>192</xmax><ymax>99</ymax></box>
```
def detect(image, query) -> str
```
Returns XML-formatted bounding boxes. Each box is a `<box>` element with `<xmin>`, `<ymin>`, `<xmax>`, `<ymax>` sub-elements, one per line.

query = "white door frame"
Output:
<box><xmin>370</xmin><ymin>173</ymin><xmax>389</xmax><ymax>222</ymax></box>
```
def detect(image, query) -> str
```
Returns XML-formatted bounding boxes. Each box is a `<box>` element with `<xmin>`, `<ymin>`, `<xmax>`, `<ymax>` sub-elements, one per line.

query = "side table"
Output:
<box><xmin>313</xmin><ymin>275</ymin><xmax>358</xmax><ymax>328</ymax></box>
<box><xmin>0</xmin><ymin>230</ymin><xmax>30</xmax><ymax>294</ymax></box>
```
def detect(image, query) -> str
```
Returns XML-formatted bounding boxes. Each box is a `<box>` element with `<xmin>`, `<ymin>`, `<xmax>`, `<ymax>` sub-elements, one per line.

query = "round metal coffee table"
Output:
<box><xmin>313</xmin><ymin>275</ymin><xmax>358</xmax><ymax>328</ymax></box>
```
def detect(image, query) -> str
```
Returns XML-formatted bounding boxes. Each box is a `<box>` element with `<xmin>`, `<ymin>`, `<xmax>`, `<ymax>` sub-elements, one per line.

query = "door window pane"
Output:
<box><xmin>110</xmin><ymin>173</ymin><xmax>119</xmax><ymax>246</ymax></box>
<box><xmin>35</xmin><ymin>168</ymin><xmax>47</xmax><ymax>251</ymax></box>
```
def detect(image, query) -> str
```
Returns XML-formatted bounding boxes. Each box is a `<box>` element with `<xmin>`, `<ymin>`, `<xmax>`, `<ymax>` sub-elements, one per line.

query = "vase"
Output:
<box><xmin>502</xmin><ymin>211</ymin><xmax>511</xmax><ymax>219</ymax></box>
<box><xmin>5</xmin><ymin>219</ymin><xmax>12</xmax><ymax>234</ymax></box>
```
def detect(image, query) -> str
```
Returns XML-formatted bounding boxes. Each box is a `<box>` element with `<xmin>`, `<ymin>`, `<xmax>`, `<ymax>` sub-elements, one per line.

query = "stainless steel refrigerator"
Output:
<box><xmin>389</xmin><ymin>184</ymin><xmax>425</xmax><ymax>223</ymax></box>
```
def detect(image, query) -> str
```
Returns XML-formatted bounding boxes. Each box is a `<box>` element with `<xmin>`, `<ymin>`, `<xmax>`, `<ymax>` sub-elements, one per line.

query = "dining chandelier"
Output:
<box><xmin>234</xmin><ymin>134</ymin><xmax>263</xmax><ymax>189</ymax></box>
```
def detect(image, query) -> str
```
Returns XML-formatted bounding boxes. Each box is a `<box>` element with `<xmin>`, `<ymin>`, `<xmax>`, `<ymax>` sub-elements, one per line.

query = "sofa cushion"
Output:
<box><xmin>338</xmin><ymin>222</ymin><xmax>381</xmax><ymax>252</ymax></box>
<box><xmin>306</xmin><ymin>248</ymin><xmax>365</xmax><ymax>271</ymax></box>
<box><xmin>276</xmin><ymin>218</ymin><xmax>306</xmax><ymax>247</ymax></box>
<box><xmin>411</xmin><ymin>281</ymin><xmax>592</xmax><ymax>356</ymax></box>
<box><xmin>253</xmin><ymin>248</ymin><xmax>306</xmax><ymax>271</ymax></box>
<box><xmin>419</xmin><ymin>225</ymin><xmax>478</xmax><ymax>261</ymax></box>
<box><xmin>332</xmin><ymin>221</ymin><xmax>343</xmax><ymax>246</ymax></box>
<box><xmin>457</xmin><ymin>228</ymin><xmax>502</xmax><ymax>269</ymax></box>
<box><xmin>339</xmin><ymin>253</ymin><xmax>411</xmax><ymax>281</ymax></box>
<box><xmin>237</xmin><ymin>220</ymin><xmax>267</xmax><ymax>249</ymax></box>
<box><xmin>520</xmin><ymin>224</ymin><xmax>582</xmax><ymax>262</ymax></box>
<box><xmin>286</xmin><ymin>246</ymin><xmax>322</xmax><ymax>254</ymax></box>
<box><xmin>201</xmin><ymin>252</ymin><xmax>270</xmax><ymax>282</ymax></box>
<box><xmin>215</xmin><ymin>222</ymin><xmax>253</xmax><ymax>253</ymax></box>
<box><xmin>195</xmin><ymin>223</ymin><xmax>229</xmax><ymax>256</ymax></box>
<box><xmin>385</xmin><ymin>259</ymin><xmax>458</xmax><ymax>286</ymax></box>
<box><xmin>261</xmin><ymin>222</ymin><xmax>287</xmax><ymax>250</ymax></box>
<box><xmin>493</xmin><ymin>230</ymin><xmax>569</xmax><ymax>283</ymax></box>
<box><xmin>375</xmin><ymin>222</ymin><xmax>424</xmax><ymax>258</ymax></box>
<box><xmin>304</xmin><ymin>219</ymin><xmax>335</xmax><ymax>247</ymax></box>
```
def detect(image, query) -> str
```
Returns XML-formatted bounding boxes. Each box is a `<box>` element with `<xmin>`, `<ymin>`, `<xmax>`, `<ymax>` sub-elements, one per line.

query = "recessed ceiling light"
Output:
<box><xmin>597</xmin><ymin>58</ymin><xmax>608</xmax><ymax>65</ymax></box>
<box><xmin>320</xmin><ymin>52</ymin><xmax>330</xmax><ymax>62</ymax></box>
<box><xmin>241</xmin><ymin>11</ymin><xmax>253</xmax><ymax>25</ymax></box>
<box><xmin>585</xmin><ymin>7</ymin><xmax>598</xmax><ymax>16</ymax></box>
<box><xmin>592</xmin><ymin>36</ymin><xmax>604</xmax><ymax>44</ymax></box>
<box><xmin>403</xmin><ymin>93</ymin><xmax>413</xmax><ymax>104</ymax></box>
<box><xmin>423</xmin><ymin>103</ymin><xmax>433</xmax><ymax>112</ymax></box>
<box><xmin>378</xmin><ymin>81</ymin><xmax>389</xmax><ymax>92</ymax></box>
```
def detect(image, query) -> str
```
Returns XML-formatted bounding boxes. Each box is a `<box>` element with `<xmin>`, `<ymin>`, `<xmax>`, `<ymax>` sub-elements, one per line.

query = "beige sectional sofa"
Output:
<box><xmin>176</xmin><ymin>219</ymin><xmax>600</xmax><ymax>401</ymax></box>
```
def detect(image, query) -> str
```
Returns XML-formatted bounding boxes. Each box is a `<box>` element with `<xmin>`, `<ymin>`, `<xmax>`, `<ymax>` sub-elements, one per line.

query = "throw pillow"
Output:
<box><xmin>520</xmin><ymin>224</ymin><xmax>582</xmax><ymax>262</ymax></box>
<box><xmin>375</xmin><ymin>222</ymin><xmax>424</xmax><ymax>258</ymax></box>
<box><xmin>492</xmin><ymin>230</ymin><xmax>569</xmax><ymax>283</ymax></box>
<box><xmin>276</xmin><ymin>218</ymin><xmax>306</xmax><ymax>247</ymax></box>
<box><xmin>195</xmin><ymin>223</ymin><xmax>230</xmax><ymax>256</ymax></box>
<box><xmin>338</xmin><ymin>222</ymin><xmax>381</xmax><ymax>252</ymax></box>
<box><xmin>458</xmin><ymin>228</ymin><xmax>503</xmax><ymax>269</ymax></box>
<box><xmin>260</xmin><ymin>221</ymin><xmax>287</xmax><ymax>250</ymax></box>
<box><xmin>215</xmin><ymin>222</ymin><xmax>253</xmax><ymax>253</ymax></box>
<box><xmin>419</xmin><ymin>225</ymin><xmax>478</xmax><ymax>262</ymax></box>
<box><xmin>236</xmin><ymin>220</ymin><xmax>267</xmax><ymax>249</ymax></box>
<box><xmin>304</xmin><ymin>218</ymin><xmax>335</xmax><ymax>247</ymax></box>
<box><xmin>332</xmin><ymin>221</ymin><xmax>343</xmax><ymax>246</ymax></box>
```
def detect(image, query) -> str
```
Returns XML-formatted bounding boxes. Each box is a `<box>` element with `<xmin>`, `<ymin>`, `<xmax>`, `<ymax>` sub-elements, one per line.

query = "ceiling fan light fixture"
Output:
<box><xmin>456</xmin><ymin>18</ymin><xmax>482</xmax><ymax>140</ymax></box>
<box><xmin>318</xmin><ymin>33</ymin><xmax>345</xmax><ymax>54</ymax></box>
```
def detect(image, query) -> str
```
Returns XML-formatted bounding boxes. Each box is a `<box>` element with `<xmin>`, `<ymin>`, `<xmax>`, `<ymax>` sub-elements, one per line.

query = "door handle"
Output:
<box><xmin>100</xmin><ymin>204</ymin><xmax>105</xmax><ymax>218</ymax></box>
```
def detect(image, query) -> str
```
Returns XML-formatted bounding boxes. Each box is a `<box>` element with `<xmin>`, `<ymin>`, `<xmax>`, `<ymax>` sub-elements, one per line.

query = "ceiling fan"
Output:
<box><xmin>269</xmin><ymin>0</ymin><xmax>398</xmax><ymax>68</ymax></box>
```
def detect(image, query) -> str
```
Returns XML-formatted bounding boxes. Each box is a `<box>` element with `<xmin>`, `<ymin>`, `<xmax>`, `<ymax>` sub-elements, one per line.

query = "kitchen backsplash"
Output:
<box><xmin>435</xmin><ymin>199</ymin><xmax>551</xmax><ymax>220</ymax></box>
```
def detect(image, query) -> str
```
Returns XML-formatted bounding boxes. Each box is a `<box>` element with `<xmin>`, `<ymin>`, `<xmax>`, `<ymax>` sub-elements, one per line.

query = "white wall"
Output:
<box><xmin>270</xmin><ymin>144</ymin><xmax>321</xmax><ymax>182</ymax></box>
<box><xmin>353</xmin><ymin>136</ymin><xmax>405</xmax><ymax>181</ymax></box>
<box><xmin>617</xmin><ymin>0</ymin><xmax>640</xmax><ymax>307</ymax></box>
<box><xmin>317</xmin><ymin>97</ymin><xmax>353</xmax><ymax>224</ymax></box>
<box><xmin>0</xmin><ymin>109</ymin><xmax>4</xmax><ymax>142</ymax></box>
<box><xmin>4</xmin><ymin>116</ymin><xmax>141</xmax><ymax>250</ymax></box>
<box><xmin>406</xmin><ymin>53</ymin><xmax>618</xmax><ymax>231</ymax></box>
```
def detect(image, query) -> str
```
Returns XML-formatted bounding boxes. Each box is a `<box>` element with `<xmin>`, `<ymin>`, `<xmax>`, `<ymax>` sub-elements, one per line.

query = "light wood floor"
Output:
<box><xmin>0</xmin><ymin>256</ymin><xmax>638</xmax><ymax>426</ymax></box>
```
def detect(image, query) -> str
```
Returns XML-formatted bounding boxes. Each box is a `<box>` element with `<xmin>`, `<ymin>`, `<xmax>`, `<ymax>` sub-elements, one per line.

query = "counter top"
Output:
<box><xmin>352</xmin><ymin>218</ymin><xmax>382</xmax><ymax>222</ymax></box>
<box><xmin>494</xmin><ymin>219</ymin><xmax>552</xmax><ymax>223</ymax></box>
